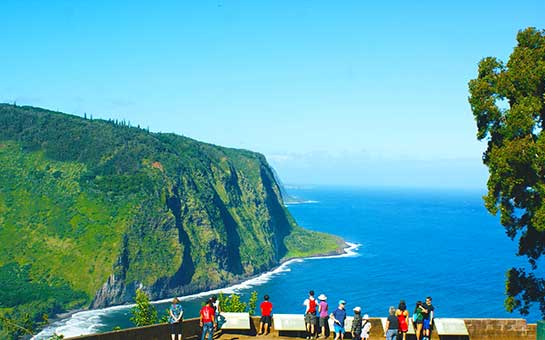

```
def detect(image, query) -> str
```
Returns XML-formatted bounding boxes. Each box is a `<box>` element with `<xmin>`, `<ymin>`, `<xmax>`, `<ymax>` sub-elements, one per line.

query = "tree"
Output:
<box><xmin>217</xmin><ymin>291</ymin><xmax>258</xmax><ymax>315</ymax></box>
<box><xmin>468</xmin><ymin>27</ymin><xmax>545</xmax><ymax>316</ymax></box>
<box><xmin>130</xmin><ymin>289</ymin><xmax>158</xmax><ymax>327</ymax></box>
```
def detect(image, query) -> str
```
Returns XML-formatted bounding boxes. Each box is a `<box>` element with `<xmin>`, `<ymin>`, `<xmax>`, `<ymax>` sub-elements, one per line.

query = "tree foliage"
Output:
<box><xmin>217</xmin><ymin>291</ymin><xmax>258</xmax><ymax>316</ymax></box>
<box><xmin>130</xmin><ymin>289</ymin><xmax>158</xmax><ymax>327</ymax></box>
<box><xmin>468</xmin><ymin>27</ymin><xmax>545</xmax><ymax>316</ymax></box>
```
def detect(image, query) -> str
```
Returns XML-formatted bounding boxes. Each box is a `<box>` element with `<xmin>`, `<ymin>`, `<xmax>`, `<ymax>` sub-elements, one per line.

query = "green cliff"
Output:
<box><xmin>0</xmin><ymin>104</ymin><xmax>343</xmax><ymax>335</ymax></box>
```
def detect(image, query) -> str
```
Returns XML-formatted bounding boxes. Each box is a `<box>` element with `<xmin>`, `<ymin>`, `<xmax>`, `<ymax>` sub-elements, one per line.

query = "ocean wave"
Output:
<box><xmin>34</xmin><ymin>241</ymin><xmax>359</xmax><ymax>339</ymax></box>
<box><xmin>284</xmin><ymin>200</ymin><xmax>319</xmax><ymax>206</ymax></box>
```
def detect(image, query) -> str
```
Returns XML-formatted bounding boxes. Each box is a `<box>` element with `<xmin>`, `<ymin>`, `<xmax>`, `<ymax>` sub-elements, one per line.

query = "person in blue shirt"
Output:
<box><xmin>169</xmin><ymin>297</ymin><xmax>184</xmax><ymax>340</ymax></box>
<box><xmin>330</xmin><ymin>300</ymin><xmax>347</xmax><ymax>340</ymax></box>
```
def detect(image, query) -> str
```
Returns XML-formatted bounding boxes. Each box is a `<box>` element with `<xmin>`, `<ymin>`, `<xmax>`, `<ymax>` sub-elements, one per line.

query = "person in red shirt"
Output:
<box><xmin>258</xmin><ymin>294</ymin><xmax>273</xmax><ymax>335</ymax></box>
<box><xmin>200</xmin><ymin>300</ymin><xmax>216</xmax><ymax>340</ymax></box>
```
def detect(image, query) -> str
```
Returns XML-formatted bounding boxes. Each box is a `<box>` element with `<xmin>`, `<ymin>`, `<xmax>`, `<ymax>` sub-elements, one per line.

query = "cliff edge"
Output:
<box><xmin>0</xmin><ymin>104</ymin><xmax>343</xmax><ymax>328</ymax></box>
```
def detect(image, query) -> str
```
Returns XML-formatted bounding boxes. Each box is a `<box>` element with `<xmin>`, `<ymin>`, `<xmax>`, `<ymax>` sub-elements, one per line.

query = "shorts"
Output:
<box><xmin>261</xmin><ymin>315</ymin><xmax>272</xmax><ymax>325</ymax></box>
<box><xmin>319</xmin><ymin>317</ymin><xmax>328</xmax><ymax>328</ymax></box>
<box><xmin>423</xmin><ymin>319</ymin><xmax>431</xmax><ymax>329</ymax></box>
<box><xmin>305</xmin><ymin>312</ymin><xmax>317</xmax><ymax>324</ymax></box>
<box><xmin>170</xmin><ymin>321</ymin><xmax>183</xmax><ymax>334</ymax></box>
<box><xmin>333</xmin><ymin>324</ymin><xmax>345</xmax><ymax>334</ymax></box>
<box><xmin>415</xmin><ymin>319</ymin><xmax>423</xmax><ymax>325</ymax></box>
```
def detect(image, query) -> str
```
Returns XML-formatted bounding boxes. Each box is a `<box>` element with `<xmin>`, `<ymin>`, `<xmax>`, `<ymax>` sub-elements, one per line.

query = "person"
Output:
<box><xmin>317</xmin><ymin>294</ymin><xmax>329</xmax><ymax>338</ymax></box>
<box><xmin>303</xmin><ymin>290</ymin><xmax>318</xmax><ymax>339</ymax></box>
<box><xmin>413</xmin><ymin>301</ymin><xmax>425</xmax><ymax>340</ymax></box>
<box><xmin>395</xmin><ymin>300</ymin><xmax>409</xmax><ymax>340</ymax></box>
<box><xmin>210</xmin><ymin>295</ymin><xmax>221</xmax><ymax>316</ymax></box>
<box><xmin>200</xmin><ymin>299</ymin><xmax>216</xmax><ymax>340</ymax></box>
<box><xmin>168</xmin><ymin>298</ymin><xmax>184</xmax><ymax>340</ymax></box>
<box><xmin>210</xmin><ymin>295</ymin><xmax>225</xmax><ymax>330</ymax></box>
<box><xmin>330</xmin><ymin>300</ymin><xmax>347</xmax><ymax>340</ymax></box>
<box><xmin>422</xmin><ymin>297</ymin><xmax>434</xmax><ymax>340</ymax></box>
<box><xmin>351</xmin><ymin>307</ymin><xmax>362</xmax><ymax>340</ymax></box>
<box><xmin>361</xmin><ymin>314</ymin><xmax>372</xmax><ymax>340</ymax></box>
<box><xmin>258</xmin><ymin>294</ymin><xmax>273</xmax><ymax>336</ymax></box>
<box><xmin>384</xmin><ymin>306</ymin><xmax>398</xmax><ymax>340</ymax></box>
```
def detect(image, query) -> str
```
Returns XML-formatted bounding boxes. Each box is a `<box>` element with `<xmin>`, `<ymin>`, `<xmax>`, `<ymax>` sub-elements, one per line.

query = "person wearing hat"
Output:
<box><xmin>361</xmin><ymin>314</ymin><xmax>372</xmax><ymax>340</ymax></box>
<box><xmin>351</xmin><ymin>307</ymin><xmax>363</xmax><ymax>340</ymax></box>
<box><xmin>330</xmin><ymin>300</ymin><xmax>347</xmax><ymax>340</ymax></box>
<box><xmin>317</xmin><ymin>294</ymin><xmax>329</xmax><ymax>338</ymax></box>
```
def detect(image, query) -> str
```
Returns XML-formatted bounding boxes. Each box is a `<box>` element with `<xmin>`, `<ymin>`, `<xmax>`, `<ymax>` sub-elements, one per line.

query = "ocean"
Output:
<box><xmin>35</xmin><ymin>186</ymin><xmax>540</xmax><ymax>338</ymax></box>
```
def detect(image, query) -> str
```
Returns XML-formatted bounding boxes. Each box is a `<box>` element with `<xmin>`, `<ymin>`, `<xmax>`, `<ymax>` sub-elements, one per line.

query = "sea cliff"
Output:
<box><xmin>0</xmin><ymin>104</ymin><xmax>343</xmax><ymax>336</ymax></box>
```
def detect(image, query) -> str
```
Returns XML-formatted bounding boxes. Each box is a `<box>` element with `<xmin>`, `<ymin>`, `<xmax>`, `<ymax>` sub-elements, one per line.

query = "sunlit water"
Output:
<box><xmin>36</xmin><ymin>186</ymin><xmax>539</xmax><ymax>338</ymax></box>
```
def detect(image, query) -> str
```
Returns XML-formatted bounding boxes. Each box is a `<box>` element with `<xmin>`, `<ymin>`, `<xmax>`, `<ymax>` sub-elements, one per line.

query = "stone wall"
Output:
<box><xmin>65</xmin><ymin>317</ymin><xmax>537</xmax><ymax>340</ymax></box>
<box><xmin>462</xmin><ymin>318</ymin><xmax>535</xmax><ymax>340</ymax></box>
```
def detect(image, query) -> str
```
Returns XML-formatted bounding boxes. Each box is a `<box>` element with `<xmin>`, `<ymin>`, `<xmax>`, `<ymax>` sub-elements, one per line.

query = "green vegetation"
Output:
<box><xmin>283</xmin><ymin>227</ymin><xmax>343</xmax><ymax>259</ymax></box>
<box><xmin>130</xmin><ymin>289</ymin><xmax>158</xmax><ymax>327</ymax></box>
<box><xmin>218</xmin><ymin>291</ymin><xmax>258</xmax><ymax>316</ymax></box>
<box><xmin>0</xmin><ymin>104</ymin><xmax>342</xmax><ymax>338</ymax></box>
<box><xmin>468</xmin><ymin>27</ymin><xmax>545</xmax><ymax>317</ymax></box>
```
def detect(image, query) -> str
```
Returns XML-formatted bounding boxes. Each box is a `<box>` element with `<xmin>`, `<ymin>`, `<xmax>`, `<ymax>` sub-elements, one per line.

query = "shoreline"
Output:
<box><xmin>34</xmin><ymin>241</ymin><xmax>359</xmax><ymax>339</ymax></box>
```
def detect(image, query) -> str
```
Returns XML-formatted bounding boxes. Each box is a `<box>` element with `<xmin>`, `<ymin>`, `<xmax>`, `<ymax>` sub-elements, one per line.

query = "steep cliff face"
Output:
<box><xmin>0</xmin><ymin>104</ymin><xmax>342</xmax><ymax>317</ymax></box>
<box><xmin>89</xmin><ymin>144</ymin><xmax>296</xmax><ymax>308</ymax></box>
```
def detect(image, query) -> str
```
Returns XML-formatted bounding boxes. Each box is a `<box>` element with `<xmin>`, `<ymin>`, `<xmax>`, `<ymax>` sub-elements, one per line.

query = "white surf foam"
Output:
<box><xmin>34</xmin><ymin>241</ymin><xmax>360</xmax><ymax>339</ymax></box>
<box><xmin>284</xmin><ymin>200</ymin><xmax>319</xmax><ymax>206</ymax></box>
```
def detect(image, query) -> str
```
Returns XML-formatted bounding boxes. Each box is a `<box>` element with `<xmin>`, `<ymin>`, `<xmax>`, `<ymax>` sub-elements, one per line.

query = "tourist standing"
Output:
<box><xmin>422</xmin><ymin>297</ymin><xmax>434</xmax><ymax>340</ymax></box>
<box><xmin>330</xmin><ymin>300</ymin><xmax>347</xmax><ymax>340</ymax></box>
<box><xmin>168</xmin><ymin>298</ymin><xmax>184</xmax><ymax>340</ymax></box>
<box><xmin>384</xmin><ymin>306</ymin><xmax>398</xmax><ymax>340</ymax></box>
<box><xmin>210</xmin><ymin>295</ymin><xmax>225</xmax><ymax>330</ymax></box>
<box><xmin>258</xmin><ymin>294</ymin><xmax>273</xmax><ymax>336</ymax></box>
<box><xmin>303</xmin><ymin>290</ymin><xmax>318</xmax><ymax>339</ymax></box>
<box><xmin>210</xmin><ymin>295</ymin><xmax>221</xmax><ymax>316</ymax></box>
<box><xmin>396</xmin><ymin>300</ymin><xmax>409</xmax><ymax>340</ymax></box>
<box><xmin>317</xmin><ymin>294</ymin><xmax>329</xmax><ymax>338</ymax></box>
<box><xmin>361</xmin><ymin>314</ymin><xmax>371</xmax><ymax>340</ymax></box>
<box><xmin>351</xmin><ymin>307</ymin><xmax>362</xmax><ymax>340</ymax></box>
<box><xmin>413</xmin><ymin>301</ymin><xmax>425</xmax><ymax>340</ymax></box>
<box><xmin>200</xmin><ymin>299</ymin><xmax>216</xmax><ymax>340</ymax></box>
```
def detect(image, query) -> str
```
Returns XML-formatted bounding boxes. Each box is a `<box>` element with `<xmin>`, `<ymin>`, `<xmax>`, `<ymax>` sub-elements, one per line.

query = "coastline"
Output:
<box><xmin>34</xmin><ymin>241</ymin><xmax>359</xmax><ymax>339</ymax></box>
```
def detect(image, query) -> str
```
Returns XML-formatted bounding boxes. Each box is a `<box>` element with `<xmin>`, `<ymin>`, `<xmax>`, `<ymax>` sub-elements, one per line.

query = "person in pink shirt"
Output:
<box><xmin>317</xmin><ymin>294</ymin><xmax>329</xmax><ymax>338</ymax></box>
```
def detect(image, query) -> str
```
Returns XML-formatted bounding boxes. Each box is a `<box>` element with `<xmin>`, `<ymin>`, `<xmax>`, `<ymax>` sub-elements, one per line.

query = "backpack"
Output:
<box><xmin>308</xmin><ymin>298</ymin><xmax>317</xmax><ymax>313</ymax></box>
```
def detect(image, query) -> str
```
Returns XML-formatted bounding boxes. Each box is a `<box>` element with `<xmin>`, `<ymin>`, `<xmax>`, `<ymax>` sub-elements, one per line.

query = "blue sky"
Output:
<box><xmin>1</xmin><ymin>1</ymin><xmax>543</xmax><ymax>188</ymax></box>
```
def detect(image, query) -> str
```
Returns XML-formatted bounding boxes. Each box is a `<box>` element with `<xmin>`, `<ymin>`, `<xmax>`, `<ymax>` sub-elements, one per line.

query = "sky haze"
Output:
<box><xmin>2</xmin><ymin>1</ymin><xmax>544</xmax><ymax>188</ymax></box>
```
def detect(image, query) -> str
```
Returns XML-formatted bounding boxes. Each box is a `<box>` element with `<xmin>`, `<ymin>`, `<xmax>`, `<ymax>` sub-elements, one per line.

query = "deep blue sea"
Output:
<box><xmin>36</xmin><ymin>186</ymin><xmax>540</xmax><ymax>338</ymax></box>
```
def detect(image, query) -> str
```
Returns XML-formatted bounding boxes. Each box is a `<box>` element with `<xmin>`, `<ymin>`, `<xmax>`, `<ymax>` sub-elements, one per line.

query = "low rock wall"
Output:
<box><xmin>463</xmin><ymin>318</ymin><xmax>535</xmax><ymax>340</ymax></box>
<box><xmin>65</xmin><ymin>316</ymin><xmax>537</xmax><ymax>340</ymax></box>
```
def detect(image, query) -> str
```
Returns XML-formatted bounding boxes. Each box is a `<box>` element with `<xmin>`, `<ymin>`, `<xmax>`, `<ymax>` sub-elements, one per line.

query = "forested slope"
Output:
<box><xmin>0</xmin><ymin>104</ymin><xmax>343</xmax><ymax>337</ymax></box>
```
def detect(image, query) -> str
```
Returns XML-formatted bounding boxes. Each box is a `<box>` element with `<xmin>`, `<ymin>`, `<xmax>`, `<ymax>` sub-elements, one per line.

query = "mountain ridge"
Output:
<box><xmin>0</xmin><ymin>103</ymin><xmax>343</xmax><ymax>337</ymax></box>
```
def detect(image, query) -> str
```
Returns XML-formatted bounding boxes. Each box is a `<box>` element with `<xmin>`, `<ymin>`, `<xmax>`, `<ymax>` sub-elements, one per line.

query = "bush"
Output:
<box><xmin>217</xmin><ymin>291</ymin><xmax>258</xmax><ymax>316</ymax></box>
